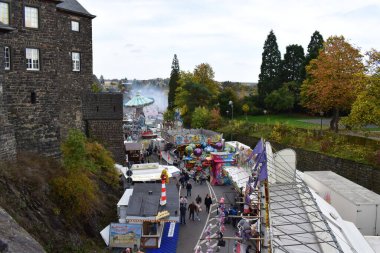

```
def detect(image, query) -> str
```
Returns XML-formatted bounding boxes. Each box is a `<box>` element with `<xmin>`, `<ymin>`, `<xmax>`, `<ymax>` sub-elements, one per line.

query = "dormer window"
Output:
<box><xmin>71</xmin><ymin>21</ymin><xmax>79</xmax><ymax>32</ymax></box>
<box><xmin>25</xmin><ymin>6</ymin><xmax>39</xmax><ymax>28</ymax></box>
<box><xmin>0</xmin><ymin>2</ymin><xmax>9</xmax><ymax>25</ymax></box>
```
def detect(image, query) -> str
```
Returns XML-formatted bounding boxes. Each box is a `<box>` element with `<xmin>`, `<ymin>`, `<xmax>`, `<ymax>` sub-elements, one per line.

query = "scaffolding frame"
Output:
<box><xmin>263</xmin><ymin>144</ymin><xmax>344</xmax><ymax>253</ymax></box>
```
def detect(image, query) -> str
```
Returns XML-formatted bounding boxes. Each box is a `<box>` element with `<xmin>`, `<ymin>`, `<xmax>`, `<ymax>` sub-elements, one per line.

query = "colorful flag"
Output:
<box><xmin>253</xmin><ymin>151</ymin><xmax>268</xmax><ymax>188</ymax></box>
<box><xmin>245</xmin><ymin>139</ymin><xmax>264</xmax><ymax>162</ymax></box>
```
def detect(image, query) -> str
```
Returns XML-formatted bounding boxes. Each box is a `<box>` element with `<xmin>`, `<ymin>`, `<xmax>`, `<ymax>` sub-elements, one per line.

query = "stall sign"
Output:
<box><xmin>156</xmin><ymin>210</ymin><xmax>170</xmax><ymax>220</ymax></box>
<box><xmin>109</xmin><ymin>223</ymin><xmax>142</xmax><ymax>248</ymax></box>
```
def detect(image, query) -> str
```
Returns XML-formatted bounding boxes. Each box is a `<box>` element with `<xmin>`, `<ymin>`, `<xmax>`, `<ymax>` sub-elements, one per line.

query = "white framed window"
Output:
<box><xmin>26</xmin><ymin>48</ymin><xmax>39</xmax><ymax>71</ymax></box>
<box><xmin>4</xmin><ymin>46</ymin><xmax>10</xmax><ymax>70</ymax></box>
<box><xmin>0</xmin><ymin>2</ymin><xmax>9</xmax><ymax>25</ymax></box>
<box><xmin>25</xmin><ymin>6</ymin><xmax>38</xmax><ymax>28</ymax></box>
<box><xmin>71</xmin><ymin>21</ymin><xmax>79</xmax><ymax>32</ymax></box>
<box><xmin>72</xmin><ymin>52</ymin><xmax>80</xmax><ymax>71</ymax></box>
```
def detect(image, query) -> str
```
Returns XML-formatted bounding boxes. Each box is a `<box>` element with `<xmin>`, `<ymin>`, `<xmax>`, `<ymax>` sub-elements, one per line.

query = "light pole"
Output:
<box><xmin>229</xmin><ymin>100</ymin><xmax>234</xmax><ymax>120</ymax></box>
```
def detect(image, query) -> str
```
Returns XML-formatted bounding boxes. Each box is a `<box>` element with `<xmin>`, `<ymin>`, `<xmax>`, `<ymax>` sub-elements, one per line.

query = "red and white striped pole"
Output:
<box><xmin>160</xmin><ymin>179</ymin><xmax>167</xmax><ymax>206</ymax></box>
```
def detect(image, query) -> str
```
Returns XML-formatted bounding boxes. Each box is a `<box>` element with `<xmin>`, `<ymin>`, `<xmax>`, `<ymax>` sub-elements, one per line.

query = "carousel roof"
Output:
<box><xmin>124</xmin><ymin>92</ymin><xmax>154</xmax><ymax>107</ymax></box>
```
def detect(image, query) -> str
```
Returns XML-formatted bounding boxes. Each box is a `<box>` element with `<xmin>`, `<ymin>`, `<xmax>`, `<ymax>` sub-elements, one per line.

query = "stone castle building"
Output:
<box><xmin>0</xmin><ymin>0</ymin><xmax>124</xmax><ymax>163</ymax></box>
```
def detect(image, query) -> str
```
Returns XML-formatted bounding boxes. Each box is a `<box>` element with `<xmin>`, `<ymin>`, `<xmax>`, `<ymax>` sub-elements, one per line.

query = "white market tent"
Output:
<box><xmin>115</xmin><ymin>163</ymin><xmax>180</xmax><ymax>182</ymax></box>
<box><xmin>223</xmin><ymin>166</ymin><xmax>250</xmax><ymax>192</ymax></box>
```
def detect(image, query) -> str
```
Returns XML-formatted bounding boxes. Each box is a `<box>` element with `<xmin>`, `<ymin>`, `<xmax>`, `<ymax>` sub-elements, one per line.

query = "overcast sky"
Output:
<box><xmin>79</xmin><ymin>0</ymin><xmax>380</xmax><ymax>82</ymax></box>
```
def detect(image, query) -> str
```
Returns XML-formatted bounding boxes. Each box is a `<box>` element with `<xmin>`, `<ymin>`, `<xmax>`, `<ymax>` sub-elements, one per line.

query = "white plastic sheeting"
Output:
<box><xmin>100</xmin><ymin>225</ymin><xmax>110</xmax><ymax>246</ymax></box>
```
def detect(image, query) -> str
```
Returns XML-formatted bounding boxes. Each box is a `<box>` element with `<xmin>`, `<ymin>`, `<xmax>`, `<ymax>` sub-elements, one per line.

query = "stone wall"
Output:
<box><xmin>83</xmin><ymin>93</ymin><xmax>124</xmax><ymax>164</ymax></box>
<box><xmin>232</xmin><ymin>134</ymin><xmax>380</xmax><ymax>194</ymax></box>
<box><xmin>0</xmin><ymin>40</ymin><xmax>16</xmax><ymax>161</ymax></box>
<box><xmin>56</xmin><ymin>11</ymin><xmax>93</xmax><ymax>139</ymax></box>
<box><xmin>1</xmin><ymin>0</ymin><xmax>94</xmax><ymax>158</ymax></box>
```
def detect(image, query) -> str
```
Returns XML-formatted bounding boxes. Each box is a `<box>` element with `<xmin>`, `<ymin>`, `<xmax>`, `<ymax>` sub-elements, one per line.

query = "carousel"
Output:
<box><xmin>124</xmin><ymin>92</ymin><xmax>156</xmax><ymax>140</ymax></box>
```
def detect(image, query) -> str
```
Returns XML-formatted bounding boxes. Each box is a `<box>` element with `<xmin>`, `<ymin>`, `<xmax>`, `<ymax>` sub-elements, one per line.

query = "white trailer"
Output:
<box><xmin>303</xmin><ymin>171</ymin><xmax>380</xmax><ymax>236</ymax></box>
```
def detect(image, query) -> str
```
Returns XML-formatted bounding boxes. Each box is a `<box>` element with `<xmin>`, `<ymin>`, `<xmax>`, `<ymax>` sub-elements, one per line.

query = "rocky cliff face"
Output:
<box><xmin>0</xmin><ymin>154</ymin><xmax>121</xmax><ymax>252</ymax></box>
<box><xmin>0</xmin><ymin>207</ymin><xmax>45</xmax><ymax>253</ymax></box>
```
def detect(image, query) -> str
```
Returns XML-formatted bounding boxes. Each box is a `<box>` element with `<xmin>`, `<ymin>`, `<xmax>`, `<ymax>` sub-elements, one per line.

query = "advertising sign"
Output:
<box><xmin>109</xmin><ymin>223</ymin><xmax>142</xmax><ymax>248</ymax></box>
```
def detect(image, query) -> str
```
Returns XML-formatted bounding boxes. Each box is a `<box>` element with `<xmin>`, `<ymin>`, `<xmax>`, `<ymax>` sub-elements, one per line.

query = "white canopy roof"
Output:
<box><xmin>115</xmin><ymin>163</ymin><xmax>180</xmax><ymax>182</ymax></box>
<box><xmin>117</xmin><ymin>189</ymin><xmax>133</xmax><ymax>207</ymax></box>
<box><xmin>223</xmin><ymin>166</ymin><xmax>250</xmax><ymax>191</ymax></box>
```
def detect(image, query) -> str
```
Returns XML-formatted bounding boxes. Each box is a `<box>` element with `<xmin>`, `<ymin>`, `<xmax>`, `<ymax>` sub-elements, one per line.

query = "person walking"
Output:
<box><xmin>195</xmin><ymin>202</ymin><xmax>202</xmax><ymax>221</ymax></box>
<box><xmin>188</xmin><ymin>202</ymin><xmax>197</xmax><ymax>221</ymax></box>
<box><xmin>180</xmin><ymin>204</ymin><xmax>187</xmax><ymax>224</ymax></box>
<box><xmin>186</xmin><ymin>181</ymin><xmax>192</xmax><ymax>197</ymax></box>
<box><xmin>205</xmin><ymin>194</ymin><xmax>212</xmax><ymax>213</ymax></box>
<box><xmin>196</xmin><ymin>194</ymin><xmax>202</xmax><ymax>205</ymax></box>
<box><xmin>180</xmin><ymin>196</ymin><xmax>188</xmax><ymax>207</ymax></box>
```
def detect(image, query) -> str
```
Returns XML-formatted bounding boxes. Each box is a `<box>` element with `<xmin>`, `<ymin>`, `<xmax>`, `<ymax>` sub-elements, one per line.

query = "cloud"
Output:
<box><xmin>79</xmin><ymin>0</ymin><xmax>380</xmax><ymax>81</ymax></box>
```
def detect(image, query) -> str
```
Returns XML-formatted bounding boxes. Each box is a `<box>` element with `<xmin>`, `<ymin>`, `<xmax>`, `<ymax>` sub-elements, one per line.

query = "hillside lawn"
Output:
<box><xmin>236</xmin><ymin>114</ymin><xmax>380</xmax><ymax>132</ymax></box>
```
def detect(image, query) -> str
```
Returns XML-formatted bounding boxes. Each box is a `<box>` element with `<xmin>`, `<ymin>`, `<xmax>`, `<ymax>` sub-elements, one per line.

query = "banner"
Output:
<box><xmin>109</xmin><ymin>223</ymin><xmax>142</xmax><ymax>248</ymax></box>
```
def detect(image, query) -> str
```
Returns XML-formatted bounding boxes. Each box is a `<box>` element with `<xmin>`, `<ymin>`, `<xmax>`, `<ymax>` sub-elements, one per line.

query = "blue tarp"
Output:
<box><xmin>145</xmin><ymin>223</ymin><xmax>180</xmax><ymax>253</ymax></box>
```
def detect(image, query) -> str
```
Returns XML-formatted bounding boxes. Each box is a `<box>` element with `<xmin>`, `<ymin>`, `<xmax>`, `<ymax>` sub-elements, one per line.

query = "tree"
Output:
<box><xmin>301</xmin><ymin>31</ymin><xmax>324</xmax><ymax>80</ymax></box>
<box><xmin>168</xmin><ymin>54</ymin><xmax>180</xmax><ymax>110</ymax></box>
<box><xmin>264</xmin><ymin>86</ymin><xmax>295</xmax><ymax>112</ymax></box>
<box><xmin>191</xmin><ymin>107</ymin><xmax>210</xmax><ymax>129</ymax></box>
<box><xmin>281</xmin><ymin>44</ymin><xmax>305</xmax><ymax>84</ymax></box>
<box><xmin>208</xmin><ymin>108</ymin><xmax>222</xmax><ymax>130</ymax></box>
<box><xmin>258</xmin><ymin>30</ymin><xmax>282</xmax><ymax>106</ymax></box>
<box><xmin>194</xmin><ymin>63</ymin><xmax>220</xmax><ymax>98</ymax></box>
<box><xmin>342</xmin><ymin>49</ymin><xmax>380</xmax><ymax>127</ymax></box>
<box><xmin>301</xmin><ymin>36</ymin><xmax>365</xmax><ymax>132</ymax></box>
<box><xmin>242</xmin><ymin>104</ymin><xmax>250</xmax><ymax>120</ymax></box>
<box><xmin>217</xmin><ymin>87</ymin><xmax>238</xmax><ymax>117</ymax></box>
<box><xmin>175</xmin><ymin>71</ymin><xmax>212</xmax><ymax>126</ymax></box>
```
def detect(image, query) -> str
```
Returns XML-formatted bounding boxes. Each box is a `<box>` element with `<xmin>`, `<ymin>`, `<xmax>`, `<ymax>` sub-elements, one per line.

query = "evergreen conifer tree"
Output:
<box><xmin>168</xmin><ymin>54</ymin><xmax>180</xmax><ymax>110</ymax></box>
<box><xmin>301</xmin><ymin>31</ymin><xmax>324</xmax><ymax>79</ymax></box>
<box><xmin>281</xmin><ymin>44</ymin><xmax>305</xmax><ymax>83</ymax></box>
<box><xmin>258</xmin><ymin>30</ymin><xmax>281</xmax><ymax>106</ymax></box>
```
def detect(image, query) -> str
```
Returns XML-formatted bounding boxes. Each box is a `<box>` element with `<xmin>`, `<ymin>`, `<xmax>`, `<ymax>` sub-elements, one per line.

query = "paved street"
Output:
<box><xmin>146</xmin><ymin>151</ymin><xmax>241</xmax><ymax>252</ymax></box>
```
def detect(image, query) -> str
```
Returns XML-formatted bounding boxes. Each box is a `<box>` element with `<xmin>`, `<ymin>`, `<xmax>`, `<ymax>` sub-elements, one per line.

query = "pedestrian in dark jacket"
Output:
<box><xmin>205</xmin><ymin>194</ymin><xmax>212</xmax><ymax>213</ymax></box>
<box><xmin>196</xmin><ymin>195</ymin><xmax>202</xmax><ymax>205</ymax></box>
<box><xmin>186</xmin><ymin>182</ymin><xmax>192</xmax><ymax>197</ymax></box>
<box><xmin>188</xmin><ymin>202</ymin><xmax>197</xmax><ymax>221</ymax></box>
<box><xmin>180</xmin><ymin>205</ymin><xmax>187</xmax><ymax>224</ymax></box>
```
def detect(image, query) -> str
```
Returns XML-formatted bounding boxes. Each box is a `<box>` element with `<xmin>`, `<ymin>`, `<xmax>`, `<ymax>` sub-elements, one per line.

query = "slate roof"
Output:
<box><xmin>126</xmin><ymin>182</ymin><xmax>179</xmax><ymax>218</ymax></box>
<box><xmin>57</xmin><ymin>0</ymin><xmax>96</xmax><ymax>18</ymax></box>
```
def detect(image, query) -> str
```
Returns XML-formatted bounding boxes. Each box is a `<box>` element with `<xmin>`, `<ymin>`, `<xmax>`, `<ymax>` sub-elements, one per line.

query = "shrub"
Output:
<box><xmin>51</xmin><ymin>172</ymin><xmax>98</xmax><ymax>220</ymax></box>
<box><xmin>86</xmin><ymin>142</ymin><xmax>118</xmax><ymax>187</ymax></box>
<box><xmin>191</xmin><ymin>106</ymin><xmax>210</xmax><ymax>129</ymax></box>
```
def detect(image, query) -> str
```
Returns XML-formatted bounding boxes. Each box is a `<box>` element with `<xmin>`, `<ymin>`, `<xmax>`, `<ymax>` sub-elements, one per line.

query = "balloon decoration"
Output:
<box><xmin>201</xmin><ymin>142</ymin><xmax>207</xmax><ymax>149</ymax></box>
<box><xmin>185</xmin><ymin>145</ymin><xmax>193</xmax><ymax>155</ymax></box>
<box><xmin>204</xmin><ymin>146</ymin><xmax>214</xmax><ymax>153</ymax></box>
<box><xmin>215</xmin><ymin>142</ymin><xmax>223</xmax><ymax>150</ymax></box>
<box><xmin>194</xmin><ymin>148</ymin><xmax>203</xmax><ymax>157</ymax></box>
